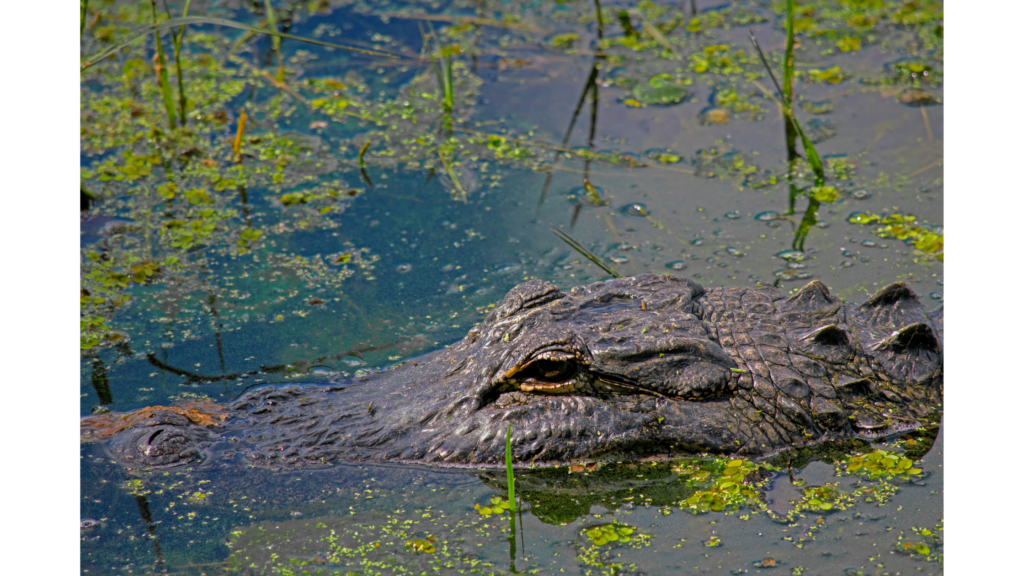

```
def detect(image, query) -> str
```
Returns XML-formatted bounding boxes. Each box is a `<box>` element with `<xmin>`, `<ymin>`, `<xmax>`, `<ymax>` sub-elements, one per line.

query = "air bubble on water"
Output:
<box><xmin>840</xmin><ymin>260</ymin><xmax>855</xmax><ymax>268</ymax></box>
<box><xmin>342</xmin><ymin>357</ymin><xmax>365</xmax><ymax>367</ymax></box>
<box><xmin>842</xmin><ymin>250</ymin><xmax>853</xmax><ymax>256</ymax></box>
<box><xmin>622</xmin><ymin>203</ymin><xmax>649</xmax><ymax>217</ymax></box>
<box><xmin>81</xmin><ymin>519</ymin><xmax>100</xmax><ymax>531</ymax></box>
<box><xmin>859</xmin><ymin>256</ymin><xmax>870</xmax><ymax>262</ymax></box>
<box><xmin>396</xmin><ymin>263</ymin><xmax>413</xmax><ymax>273</ymax></box>
<box><xmin>776</xmin><ymin>250</ymin><xmax>805</xmax><ymax>262</ymax></box>
<box><xmin>666</xmin><ymin>261</ymin><xmax>687</xmax><ymax>271</ymax></box>
<box><xmin>692</xmin><ymin>238</ymin><xmax>705</xmax><ymax>246</ymax></box>
<box><xmin>755</xmin><ymin>211</ymin><xmax>780</xmax><ymax>221</ymax></box>
<box><xmin>609</xmin><ymin>256</ymin><xmax>629</xmax><ymax>264</ymax></box>
<box><xmin>852</xmin><ymin>189</ymin><xmax>871</xmax><ymax>200</ymax></box>
<box><xmin>861</xmin><ymin>240</ymin><xmax>877</xmax><ymax>247</ymax></box>
<box><xmin>726</xmin><ymin>247</ymin><xmax>745</xmax><ymax>257</ymax></box>
<box><xmin>929</xmin><ymin>292</ymin><xmax>942</xmax><ymax>300</ymax></box>
<box><xmin>716</xmin><ymin>262</ymin><xmax>728</xmax><ymax>267</ymax></box>
<box><xmin>816</xmin><ymin>221</ymin><xmax>830</xmax><ymax>228</ymax></box>
<box><xmin>725</xmin><ymin>211</ymin><xmax>741</xmax><ymax>219</ymax></box>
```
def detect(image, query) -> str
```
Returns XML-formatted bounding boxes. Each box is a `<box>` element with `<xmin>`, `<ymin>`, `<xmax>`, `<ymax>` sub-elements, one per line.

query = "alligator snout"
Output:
<box><xmin>104</xmin><ymin>409</ymin><xmax>216</xmax><ymax>468</ymax></box>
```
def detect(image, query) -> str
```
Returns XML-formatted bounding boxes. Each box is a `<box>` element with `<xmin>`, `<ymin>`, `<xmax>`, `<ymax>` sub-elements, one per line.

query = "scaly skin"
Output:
<box><xmin>102</xmin><ymin>274</ymin><xmax>942</xmax><ymax>469</ymax></box>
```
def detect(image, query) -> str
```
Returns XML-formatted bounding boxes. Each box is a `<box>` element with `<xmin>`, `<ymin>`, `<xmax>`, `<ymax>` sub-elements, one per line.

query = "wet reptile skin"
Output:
<box><xmin>102</xmin><ymin>274</ymin><xmax>943</xmax><ymax>469</ymax></box>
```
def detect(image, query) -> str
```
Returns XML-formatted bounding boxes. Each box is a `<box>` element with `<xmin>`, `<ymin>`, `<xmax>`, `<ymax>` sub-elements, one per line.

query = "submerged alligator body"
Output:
<box><xmin>99</xmin><ymin>274</ymin><xmax>943</xmax><ymax>469</ymax></box>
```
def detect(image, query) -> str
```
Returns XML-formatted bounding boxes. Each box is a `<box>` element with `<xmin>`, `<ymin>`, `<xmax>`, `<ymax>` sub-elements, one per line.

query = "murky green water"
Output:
<box><xmin>81</xmin><ymin>1</ymin><xmax>942</xmax><ymax>573</ymax></box>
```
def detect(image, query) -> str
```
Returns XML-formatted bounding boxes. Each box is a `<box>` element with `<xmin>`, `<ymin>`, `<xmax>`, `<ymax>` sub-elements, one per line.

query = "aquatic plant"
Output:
<box><xmin>747</xmin><ymin>1</ymin><xmax>833</xmax><ymax>251</ymax></box>
<box><xmin>506</xmin><ymin>423</ymin><xmax>516</xmax><ymax>512</ymax></box>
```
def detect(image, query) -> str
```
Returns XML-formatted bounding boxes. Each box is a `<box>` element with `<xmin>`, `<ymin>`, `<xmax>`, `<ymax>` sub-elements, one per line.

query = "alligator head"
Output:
<box><xmin>97</xmin><ymin>274</ymin><xmax>942</xmax><ymax>469</ymax></box>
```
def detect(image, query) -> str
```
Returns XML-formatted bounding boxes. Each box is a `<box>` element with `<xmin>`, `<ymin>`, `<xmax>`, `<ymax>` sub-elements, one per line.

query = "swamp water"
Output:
<box><xmin>80</xmin><ymin>1</ymin><xmax>943</xmax><ymax>573</ymax></box>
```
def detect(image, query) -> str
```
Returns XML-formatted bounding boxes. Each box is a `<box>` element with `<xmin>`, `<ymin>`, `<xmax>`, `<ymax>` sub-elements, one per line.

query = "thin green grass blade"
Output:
<box><xmin>444</xmin><ymin>52</ymin><xmax>454</xmax><ymax>111</ymax></box>
<box><xmin>263</xmin><ymin>0</ymin><xmax>285</xmax><ymax>78</ymax></box>
<box><xmin>150</xmin><ymin>2</ymin><xmax>177</xmax><ymax>128</ymax></box>
<box><xmin>792</xmin><ymin>198</ymin><xmax>820</xmax><ymax>251</ymax></box>
<box><xmin>747</xmin><ymin>27</ymin><xmax>825</xmax><ymax>186</ymax></box>
<box><xmin>592</xmin><ymin>0</ymin><xmax>605</xmax><ymax>40</ymax></box>
<box><xmin>358</xmin><ymin>140</ymin><xmax>373</xmax><ymax>187</ymax></box>
<box><xmin>782</xmin><ymin>0</ymin><xmax>798</xmax><ymax>161</ymax></box>
<box><xmin>81</xmin><ymin>0</ymin><xmax>89</xmax><ymax>37</ymax></box>
<box><xmin>82</xmin><ymin>16</ymin><xmax>398</xmax><ymax>69</ymax></box>
<box><xmin>167</xmin><ymin>0</ymin><xmax>192</xmax><ymax>126</ymax></box>
<box><xmin>506</xmin><ymin>423</ymin><xmax>516</xmax><ymax>512</ymax></box>
<box><xmin>550</xmin><ymin>225</ymin><xmax>620</xmax><ymax>278</ymax></box>
<box><xmin>263</xmin><ymin>0</ymin><xmax>281</xmax><ymax>54</ymax></box>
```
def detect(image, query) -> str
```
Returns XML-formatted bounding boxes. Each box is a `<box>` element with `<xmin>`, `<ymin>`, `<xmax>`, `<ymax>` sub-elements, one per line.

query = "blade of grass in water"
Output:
<box><xmin>82</xmin><ymin>16</ymin><xmax>398</xmax><ymax>69</ymax></box>
<box><xmin>358</xmin><ymin>140</ymin><xmax>373</xmax><ymax>187</ymax></box>
<box><xmin>506</xmin><ymin>423</ymin><xmax>516</xmax><ymax>512</ymax></box>
<box><xmin>782</xmin><ymin>0</ymin><xmax>798</xmax><ymax>163</ymax></box>
<box><xmin>422</xmin><ymin>23</ymin><xmax>455</xmax><ymax>114</ymax></box>
<box><xmin>263</xmin><ymin>0</ymin><xmax>285</xmax><ymax>79</ymax></box>
<box><xmin>150</xmin><ymin>1</ymin><xmax>177</xmax><ymax>128</ymax></box>
<box><xmin>164</xmin><ymin>0</ymin><xmax>192</xmax><ymax>126</ymax></box>
<box><xmin>550</xmin><ymin>226</ymin><xmax>621</xmax><ymax>278</ymax></box>
<box><xmin>747</xmin><ymin>27</ymin><xmax>824</xmax><ymax>187</ymax></box>
<box><xmin>81</xmin><ymin>0</ymin><xmax>89</xmax><ymax>36</ymax></box>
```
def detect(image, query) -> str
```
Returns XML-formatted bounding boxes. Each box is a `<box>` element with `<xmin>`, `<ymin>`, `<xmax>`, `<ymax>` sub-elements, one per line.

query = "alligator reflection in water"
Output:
<box><xmin>86</xmin><ymin>274</ymin><xmax>942</xmax><ymax>471</ymax></box>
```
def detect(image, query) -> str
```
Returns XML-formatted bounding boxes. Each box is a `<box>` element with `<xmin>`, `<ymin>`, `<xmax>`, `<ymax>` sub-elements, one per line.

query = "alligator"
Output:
<box><xmin>92</xmin><ymin>274</ymin><xmax>942</xmax><ymax>470</ymax></box>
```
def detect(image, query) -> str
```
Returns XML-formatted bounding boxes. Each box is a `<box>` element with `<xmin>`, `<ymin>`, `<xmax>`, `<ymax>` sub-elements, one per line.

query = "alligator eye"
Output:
<box><xmin>520</xmin><ymin>358</ymin><xmax>578</xmax><ymax>383</ymax></box>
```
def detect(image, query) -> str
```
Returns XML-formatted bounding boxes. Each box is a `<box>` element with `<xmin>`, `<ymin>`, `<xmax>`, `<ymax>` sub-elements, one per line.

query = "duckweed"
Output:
<box><xmin>805</xmin><ymin>66</ymin><xmax>848</xmax><ymax>84</ymax></box>
<box><xmin>844</xmin><ymin>449</ymin><xmax>923</xmax><ymax>480</ymax></box>
<box><xmin>848</xmin><ymin>212</ymin><xmax>944</xmax><ymax>259</ymax></box>
<box><xmin>474</xmin><ymin>496</ymin><xmax>512</xmax><ymax>518</ymax></box>
<box><xmin>583</xmin><ymin>523</ymin><xmax>638</xmax><ymax>547</ymax></box>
